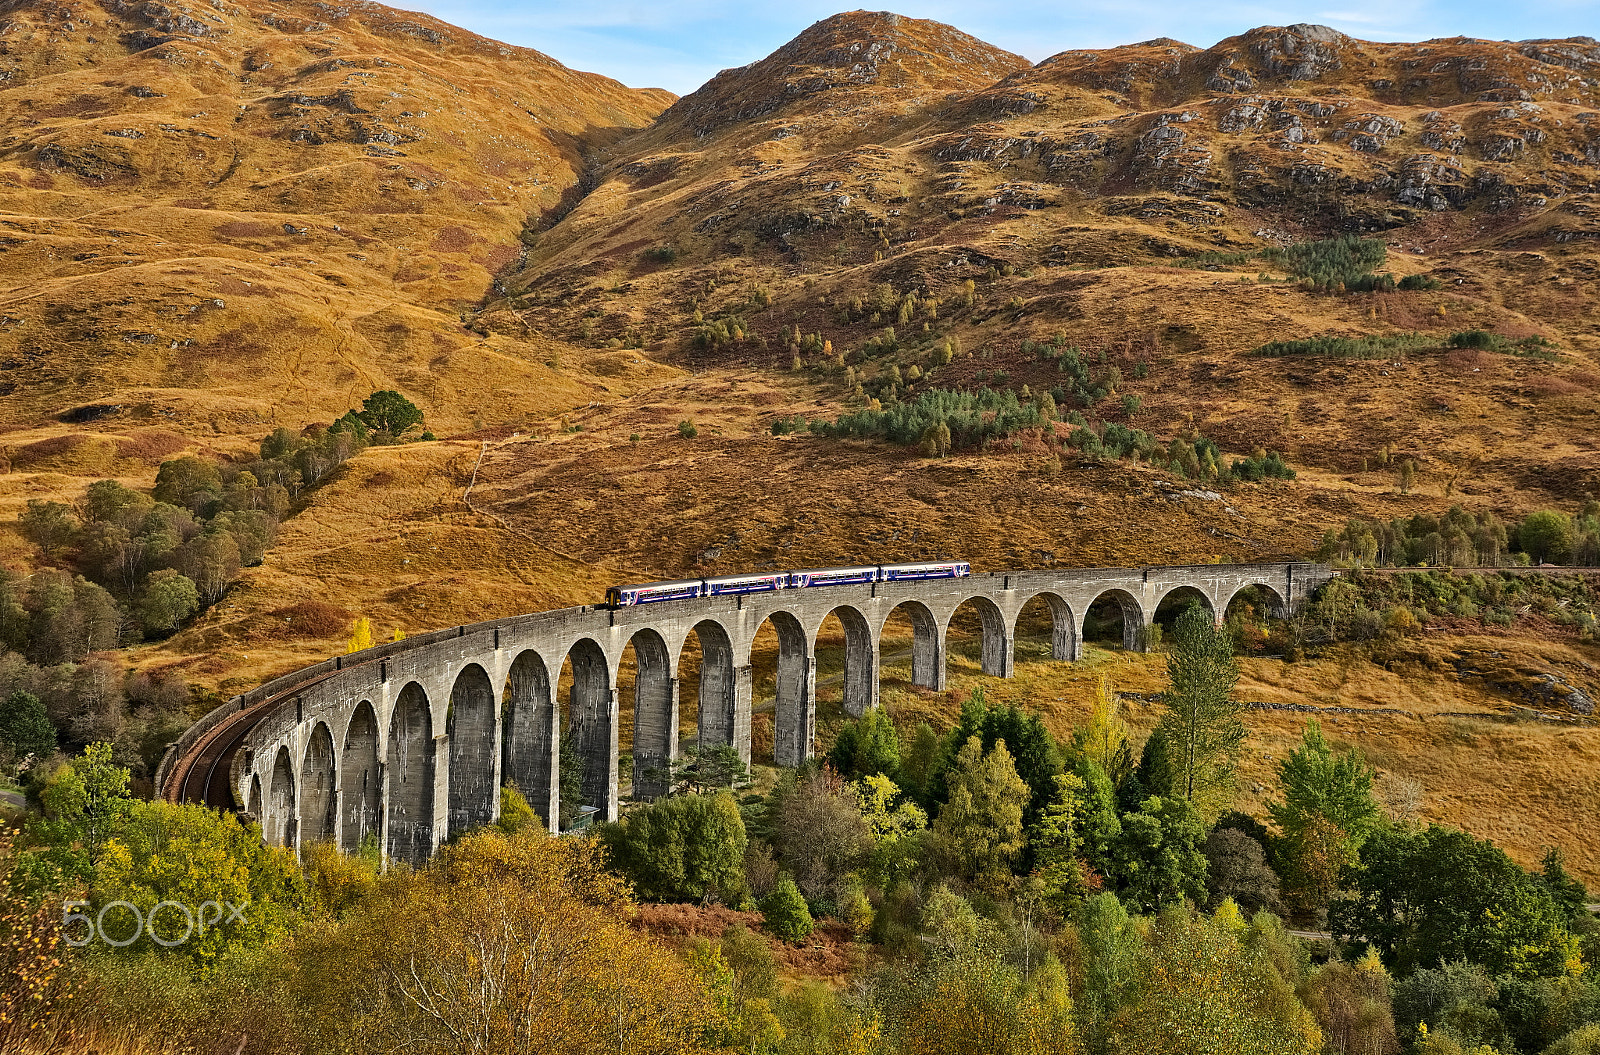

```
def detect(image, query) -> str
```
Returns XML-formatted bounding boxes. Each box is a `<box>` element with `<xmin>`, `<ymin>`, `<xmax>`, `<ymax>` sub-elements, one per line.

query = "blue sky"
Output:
<box><xmin>399</xmin><ymin>1</ymin><xmax>1600</xmax><ymax>93</ymax></box>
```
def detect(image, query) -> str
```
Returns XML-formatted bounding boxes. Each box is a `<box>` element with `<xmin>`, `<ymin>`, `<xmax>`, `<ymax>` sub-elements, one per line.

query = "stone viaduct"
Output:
<box><xmin>157</xmin><ymin>562</ymin><xmax>1334</xmax><ymax>867</ymax></box>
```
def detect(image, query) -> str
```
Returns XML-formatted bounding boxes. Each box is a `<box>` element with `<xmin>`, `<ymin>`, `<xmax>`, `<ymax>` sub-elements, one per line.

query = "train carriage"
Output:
<box><xmin>704</xmin><ymin>572</ymin><xmax>789</xmax><ymax>597</ymax></box>
<box><xmin>606</xmin><ymin>579</ymin><xmax>704</xmax><ymax>607</ymax></box>
<box><xmin>879</xmin><ymin>560</ymin><xmax>971</xmax><ymax>581</ymax></box>
<box><xmin>787</xmin><ymin>565</ymin><xmax>880</xmax><ymax>588</ymax></box>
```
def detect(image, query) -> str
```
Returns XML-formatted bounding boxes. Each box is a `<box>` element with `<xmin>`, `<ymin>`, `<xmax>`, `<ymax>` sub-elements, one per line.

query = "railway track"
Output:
<box><xmin>164</xmin><ymin>665</ymin><xmax>352</xmax><ymax>809</ymax></box>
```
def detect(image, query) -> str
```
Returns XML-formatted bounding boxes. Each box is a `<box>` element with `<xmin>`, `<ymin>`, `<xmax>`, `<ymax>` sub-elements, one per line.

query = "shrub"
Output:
<box><xmin>677</xmin><ymin>420</ymin><xmax>698</xmax><ymax>439</ymax></box>
<box><xmin>599</xmin><ymin>791</ymin><xmax>746</xmax><ymax>903</ymax></box>
<box><xmin>761</xmin><ymin>875</ymin><xmax>813</xmax><ymax>942</ymax></box>
<box><xmin>1267</xmin><ymin>234</ymin><xmax>1389</xmax><ymax>292</ymax></box>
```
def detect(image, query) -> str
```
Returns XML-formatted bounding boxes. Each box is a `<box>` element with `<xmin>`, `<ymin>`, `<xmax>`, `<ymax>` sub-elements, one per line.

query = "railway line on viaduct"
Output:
<box><xmin>155</xmin><ymin>562</ymin><xmax>1334</xmax><ymax>866</ymax></box>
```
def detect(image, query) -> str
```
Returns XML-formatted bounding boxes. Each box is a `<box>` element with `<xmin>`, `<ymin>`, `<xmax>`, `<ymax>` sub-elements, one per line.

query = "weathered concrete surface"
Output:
<box><xmin>163</xmin><ymin>562</ymin><xmax>1330</xmax><ymax>865</ymax></box>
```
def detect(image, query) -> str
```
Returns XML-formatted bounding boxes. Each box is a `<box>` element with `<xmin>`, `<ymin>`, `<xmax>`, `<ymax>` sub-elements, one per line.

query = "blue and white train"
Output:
<box><xmin>605</xmin><ymin>561</ymin><xmax>971</xmax><ymax>607</ymax></box>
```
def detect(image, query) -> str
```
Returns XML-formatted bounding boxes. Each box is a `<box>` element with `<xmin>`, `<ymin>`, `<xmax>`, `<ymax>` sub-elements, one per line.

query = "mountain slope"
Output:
<box><xmin>492</xmin><ymin>17</ymin><xmax>1600</xmax><ymax>513</ymax></box>
<box><xmin>0</xmin><ymin>0</ymin><xmax>671</xmax><ymax>435</ymax></box>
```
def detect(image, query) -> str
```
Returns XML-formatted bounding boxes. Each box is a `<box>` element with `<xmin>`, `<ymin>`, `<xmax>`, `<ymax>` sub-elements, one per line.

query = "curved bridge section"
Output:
<box><xmin>157</xmin><ymin>562</ymin><xmax>1332</xmax><ymax>865</ymax></box>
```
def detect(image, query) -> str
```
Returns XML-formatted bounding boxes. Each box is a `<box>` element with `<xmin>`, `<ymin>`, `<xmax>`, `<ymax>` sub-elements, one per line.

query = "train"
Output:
<box><xmin>605</xmin><ymin>561</ymin><xmax>972</xmax><ymax>607</ymax></box>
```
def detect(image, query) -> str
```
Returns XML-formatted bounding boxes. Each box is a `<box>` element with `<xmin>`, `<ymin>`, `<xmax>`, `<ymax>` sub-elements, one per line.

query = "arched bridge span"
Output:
<box><xmin>156</xmin><ymin>562</ymin><xmax>1331</xmax><ymax>865</ymax></box>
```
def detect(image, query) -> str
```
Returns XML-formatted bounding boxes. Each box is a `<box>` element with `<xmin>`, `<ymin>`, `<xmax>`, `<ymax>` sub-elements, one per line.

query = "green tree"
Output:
<box><xmin>827</xmin><ymin>706</ymin><xmax>901</xmax><ymax>779</ymax></box>
<box><xmin>14</xmin><ymin>741</ymin><xmax>133</xmax><ymax>891</ymax></box>
<box><xmin>357</xmin><ymin>389</ymin><xmax>424</xmax><ymax>437</ymax></box>
<box><xmin>0</xmin><ymin>690</ymin><xmax>55</xmax><ymax>766</ymax></box>
<box><xmin>1029</xmin><ymin>772</ymin><xmax>1088</xmax><ymax>915</ymax></box>
<box><xmin>82</xmin><ymin>479</ymin><xmax>150</xmax><ymax>527</ymax></box>
<box><xmin>152</xmin><ymin>456</ymin><xmax>223</xmax><ymax>512</ymax></box>
<box><xmin>137</xmin><ymin>569</ymin><xmax>199</xmax><ymax>635</ymax></box>
<box><xmin>1540</xmin><ymin>847</ymin><xmax>1590</xmax><ymax>920</ymax></box>
<box><xmin>1519</xmin><ymin>510</ymin><xmax>1574</xmax><ymax>565</ymax></box>
<box><xmin>18</xmin><ymin>500</ymin><xmax>76</xmax><ymax>557</ymax></box>
<box><xmin>599</xmin><ymin>791</ymin><xmax>747</xmax><ymax>903</ymax></box>
<box><xmin>1068</xmin><ymin>756</ymin><xmax>1123</xmax><ymax>881</ymax></box>
<box><xmin>762</xmin><ymin>874</ymin><xmax>813</xmax><ymax>942</ymax></box>
<box><xmin>1158</xmin><ymin>604</ymin><xmax>1244</xmax><ymax>818</ymax></box>
<box><xmin>1108</xmin><ymin>795</ymin><xmax>1208</xmax><ymax>913</ymax></box>
<box><xmin>933</xmin><ymin>737</ymin><xmax>1030</xmax><ymax>893</ymax></box>
<box><xmin>1075</xmin><ymin>892</ymin><xmax>1142</xmax><ymax>1048</ymax></box>
<box><xmin>1331</xmin><ymin>824</ymin><xmax>1580</xmax><ymax>978</ymax></box>
<box><xmin>1270</xmin><ymin>721</ymin><xmax>1379</xmax><ymax>914</ymax></box>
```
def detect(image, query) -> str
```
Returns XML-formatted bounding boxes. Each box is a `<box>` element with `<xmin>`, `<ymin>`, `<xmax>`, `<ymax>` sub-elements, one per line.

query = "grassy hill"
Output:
<box><xmin>1</xmin><ymin>5</ymin><xmax>1599</xmax><ymax>879</ymax></box>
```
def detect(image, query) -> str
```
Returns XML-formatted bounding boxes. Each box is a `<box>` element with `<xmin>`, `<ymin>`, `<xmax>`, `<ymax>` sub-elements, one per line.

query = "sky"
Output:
<box><xmin>398</xmin><ymin>1</ymin><xmax>1600</xmax><ymax>94</ymax></box>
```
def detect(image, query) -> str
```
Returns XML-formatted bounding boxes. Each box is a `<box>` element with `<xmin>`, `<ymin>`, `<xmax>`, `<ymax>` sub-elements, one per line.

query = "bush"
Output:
<box><xmin>1267</xmin><ymin>234</ymin><xmax>1389</xmax><ymax>292</ymax></box>
<box><xmin>1253</xmin><ymin>333</ymin><xmax>1432</xmax><ymax>359</ymax></box>
<box><xmin>761</xmin><ymin>874</ymin><xmax>813</xmax><ymax>942</ymax></box>
<box><xmin>677</xmin><ymin>420</ymin><xmax>698</xmax><ymax>439</ymax></box>
<box><xmin>1231</xmin><ymin>451</ymin><xmax>1296</xmax><ymax>481</ymax></box>
<box><xmin>598</xmin><ymin>791</ymin><xmax>746</xmax><ymax>903</ymax></box>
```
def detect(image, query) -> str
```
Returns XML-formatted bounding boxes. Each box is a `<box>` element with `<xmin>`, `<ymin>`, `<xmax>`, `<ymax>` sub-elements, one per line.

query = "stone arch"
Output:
<box><xmin>682</xmin><ymin>620</ymin><xmax>747</xmax><ymax>763</ymax></box>
<box><xmin>502</xmin><ymin>650</ymin><xmax>557</xmax><ymax>831</ymax></box>
<box><xmin>817</xmin><ymin>604</ymin><xmax>876</xmax><ymax>718</ymax></box>
<box><xmin>299</xmin><ymin>721</ymin><xmax>336</xmax><ymax>845</ymax></box>
<box><xmin>245</xmin><ymin>773</ymin><xmax>262</xmax><ymax>823</ymax></box>
<box><xmin>562</xmin><ymin>638</ymin><xmax>616</xmax><ymax>823</ymax></box>
<box><xmin>753</xmin><ymin>610</ymin><xmax>812</xmax><ymax>768</ymax></box>
<box><xmin>447</xmin><ymin>663</ymin><xmax>497</xmax><ymax>838</ymax></box>
<box><xmin>1081</xmin><ymin>588</ymin><xmax>1145</xmax><ymax>651</ymax></box>
<box><xmin>386</xmin><ymin>681</ymin><xmax>436</xmax><ymax>866</ymax></box>
<box><xmin>1014</xmin><ymin>591</ymin><xmax>1078</xmax><ymax>663</ymax></box>
<box><xmin>628</xmin><ymin>629</ymin><xmax>676</xmax><ymax>799</ymax></box>
<box><xmin>949</xmin><ymin>594</ymin><xmax>1011</xmax><ymax>678</ymax></box>
<box><xmin>1153</xmin><ymin>584</ymin><xmax>1216</xmax><ymax>635</ymax></box>
<box><xmin>340</xmin><ymin>701</ymin><xmax>381</xmax><ymax>852</ymax></box>
<box><xmin>879</xmin><ymin>600</ymin><xmax>943</xmax><ymax>693</ymax></box>
<box><xmin>1223</xmin><ymin>581</ymin><xmax>1288</xmax><ymax>620</ymax></box>
<box><xmin>267</xmin><ymin>745</ymin><xmax>296</xmax><ymax>850</ymax></box>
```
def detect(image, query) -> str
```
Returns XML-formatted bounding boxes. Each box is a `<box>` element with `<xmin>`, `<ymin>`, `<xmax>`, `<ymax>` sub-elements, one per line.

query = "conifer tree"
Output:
<box><xmin>1157</xmin><ymin>605</ymin><xmax>1244</xmax><ymax>819</ymax></box>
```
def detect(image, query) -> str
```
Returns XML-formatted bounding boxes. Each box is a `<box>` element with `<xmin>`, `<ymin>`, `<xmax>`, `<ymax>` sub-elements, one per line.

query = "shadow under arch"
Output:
<box><xmin>681</xmin><ymin>619</ymin><xmax>746</xmax><ymax>762</ymax></box>
<box><xmin>562</xmin><ymin>638</ymin><xmax>616</xmax><ymax>823</ymax></box>
<box><xmin>628</xmin><ymin>628</ymin><xmax>676</xmax><ymax>799</ymax></box>
<box><xmin>816</xmin><ymin>604</ymin><xmax>876</xmax><ymax>718</ymax></box>
<box><xmin>267</xmin><ymin>745</ymin><xmax>296</xmax><ymax>850</ymax></box>
<box><xmin>503</xmin><ymin>649</ymin><xmax>557</xmax><ymax>831</ymax></box>
<box><xmin>300</xmin><ymin>721</ymin><xmax>336</xmax><ymax>845</ymax></box>
<box><xmin>752</xmin><ymin>610</ymin><xmax>812</xmax><ymax>768</ymax></box>
<box><xmin>1082</xmin><ymin>588</ymin><xmax>1145</xmax><ymax>651</ymax></box>
<box><xmin>879</xmin><ymin>599</ymin><xmax>943</xmax><ymax>695</ymax></box>
<box><xmin>1013</xmin><ymin>590</ymin><xmax>1078</xmax><ymax>663</ymax></box>
<box><xmin>447</xmin><ymin>663</ymin><xmax>497</xmax><ymax>838</ymax></box>
<box><xmin>245</xmin><ymin>773</ymin><xmax>261</xmax><ymax>823</ymax></box>
<box><xmin>340</xmin><ymin>701</ymin><xmax>380</xmax><ymax>852</ymax></box>
<box><xmin>949</xmin><ymin>594</ymin><xmax>1011</xmax><ymax>678</ymax></box>
<box><xmin>386</xmin><ymin>681</ymin><xmax>436</xmax><ymax>866</ymax></box>
<box><xmin>1223</xmin><ymin>581</ymin><xmax>1287</xmax><ymax>620</ymax></box>
<box><xmin>1152</xmin><ymin>584</ymin><xmax>1216</xmax><ymax>637</ymax></box>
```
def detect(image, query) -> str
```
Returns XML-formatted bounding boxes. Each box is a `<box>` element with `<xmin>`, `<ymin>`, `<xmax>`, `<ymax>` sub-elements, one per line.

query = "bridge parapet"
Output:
<box><xmin>164</xmin><ymin>562</ymin><xmax>1332</xmax><ymax>866</ymax></box>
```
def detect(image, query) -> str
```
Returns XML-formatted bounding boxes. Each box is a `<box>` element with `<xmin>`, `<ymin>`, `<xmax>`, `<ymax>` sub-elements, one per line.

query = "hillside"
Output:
<box><xmin>0</xmin><ymin>0</ymin><xmax>670</xmax><ymax>443</ymax></box>
<box><xmin>1</xmin><ymin>6</ymin><xmax>1599</xmax><ymax>883</ymax></box>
